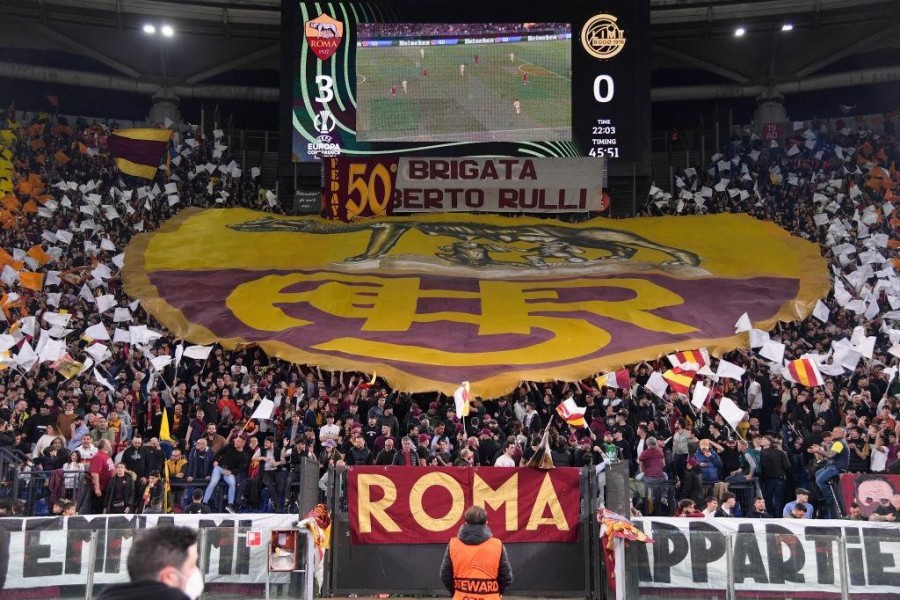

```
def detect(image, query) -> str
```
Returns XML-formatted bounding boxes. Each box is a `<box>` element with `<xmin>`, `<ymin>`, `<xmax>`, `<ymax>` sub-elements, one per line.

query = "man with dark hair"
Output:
<box><xmin>440</xmin><ymin>506</ymin><xmax>513</xmax><ymax>600</ymax></box>
<box><xmin>185</xmin><ymin>489</ymin><xmax>210</xmax><ymax>514</ymax></box>
<box><xmin>96</xmin><ymin>525</ymin><xmax>203</xmax><ymax>600</ymax></box>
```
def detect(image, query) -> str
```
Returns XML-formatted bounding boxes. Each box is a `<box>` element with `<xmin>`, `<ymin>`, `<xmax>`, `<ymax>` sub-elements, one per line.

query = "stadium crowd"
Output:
<box><xmin>0</xmin><ymin>106</ymin><xmax>898</xmax><ymax>523</ymax></box>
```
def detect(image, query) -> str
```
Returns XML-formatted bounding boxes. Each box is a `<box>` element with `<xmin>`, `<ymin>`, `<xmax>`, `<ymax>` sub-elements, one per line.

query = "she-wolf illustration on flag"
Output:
<box><xmin>123</xmin><ymin>208</ymin><xmax>829</xmax><ymax>397</ymax></box>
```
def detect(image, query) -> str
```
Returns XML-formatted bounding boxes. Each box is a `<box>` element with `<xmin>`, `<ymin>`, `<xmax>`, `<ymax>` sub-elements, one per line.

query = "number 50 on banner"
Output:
<box><xmin>325</xmin><ymin>157</ymin><xmax>398</xmax><ymax>221</ymax></box>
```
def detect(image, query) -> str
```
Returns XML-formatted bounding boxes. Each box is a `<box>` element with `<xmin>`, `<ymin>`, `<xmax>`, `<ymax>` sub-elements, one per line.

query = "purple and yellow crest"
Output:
<box><xmin>124</xmin><ymin>209</ymin><xmax>829</xmax><ymax>396</ymax></box>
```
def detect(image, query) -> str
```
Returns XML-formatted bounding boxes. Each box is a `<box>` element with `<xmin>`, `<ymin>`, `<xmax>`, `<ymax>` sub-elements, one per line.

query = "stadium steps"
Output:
<box><xmin>260</xmin><ymin>152</ymin><xmax>279</xmax><ymax>188</ymax></box>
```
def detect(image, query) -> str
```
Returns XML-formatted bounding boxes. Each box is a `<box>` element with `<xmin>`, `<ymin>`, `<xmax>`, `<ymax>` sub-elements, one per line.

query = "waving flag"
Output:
<box><xmin>785</xmin><ymin>358</ymin><xmax>825</xmax><ymax>387</ymax></box>
<box><xmin>596</xmin><ymin>368</ymin><xmax>630</xmax><ymax>390</ymax></box>
<box><xmin>556</xmin><ymin>398</ymin><xmax>586</xmax><ymax>427</ymax></box>
<box><xmin>108</xmin><ymin>128</ymin><xmax>173</xmax><ymax>179</ymax></box>
<box><xmin>453</xmin><ymin>381</ymin><xmax>471</xmax><ymax>417</ymax></box>
<box><xmin>662</xmin><ymin>366</ymin><xmax>695</xmax><ymax>395</ymax></box>
<box><xmin>667</xmin><ymin>348</ymin><xmax>709</xmax><ymax>370</ymax></box>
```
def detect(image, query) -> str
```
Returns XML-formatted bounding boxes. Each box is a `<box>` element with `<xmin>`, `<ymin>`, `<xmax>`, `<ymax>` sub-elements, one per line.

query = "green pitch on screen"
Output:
<box><xmin>356</xmin><ymin>40</ymin><xmax>572</xmax><ymax>143</ymax></box>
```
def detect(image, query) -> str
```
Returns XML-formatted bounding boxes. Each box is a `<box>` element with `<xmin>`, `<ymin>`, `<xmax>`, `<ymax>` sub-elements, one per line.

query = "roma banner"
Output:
<box><xmin>633</xmin><ymin>518</ymin><xmax>900</xmax><ymax>597</ymax></box>
<box><xmin>123</xmin><ymin>208</ymin><xmax>830</xmax><ymax>396</ymax></box>
<box><xmin>347</xmin><ymin>466</ymin><xmax>581</xmax><ymax>544</ymax></box>
<box><xmin>323</xmin><ymin>156</ymin><xmax>605</xmax><ymax>220</ymax></box>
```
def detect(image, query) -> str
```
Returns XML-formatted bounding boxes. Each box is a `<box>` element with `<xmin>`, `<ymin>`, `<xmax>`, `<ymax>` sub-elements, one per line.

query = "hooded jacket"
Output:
<box><xmin>95</xmin><ymin>580</ymin><xmax>188</xmax><ymax>600</ymax></box>
<box><xmin>440</xmin><ymin>523</ymin><xmax>512</xmax><ymax>595</ymax></box>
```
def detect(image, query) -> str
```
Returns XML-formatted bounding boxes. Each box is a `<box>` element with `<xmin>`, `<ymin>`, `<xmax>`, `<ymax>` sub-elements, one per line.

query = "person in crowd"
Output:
<box><xmin>782</xmin><ymin>488</ymin><xmax>814</xmax><ymax>519</ymax></box>
<box><xmin>746</xmin><ymin>496</ymin><xmax>772</xmax><ymax>519</ymax></box>
<box><xmin>87</xmin><ymin>439</ymin><xmax>115</xmax><ymax>514</ymax></box>
<box><xmin>675</xmin><ymin>499</ymin><xmax>703</xmax><ymax>517</ymax></box>
<box><xmin>185</xmin><ymin>489</ymin><xmax>211</xmax><ymax>514</ymax></box>
<box><xmin>760</xmin><ymin>436</ymin><xmax>791</xmax><ymax>517</ymax></box>
<box><xmin>393</xmin><ymin>436</ymin><xmax>420</xmax><ymax>466</ymax></box>
<box><xmin>139</xmin><ymin>470</ymin><xmax>164</xmax><ymax>514</ymax></box>
<box><xmin>104</xmin><ymin>463</ymin><xmax>136</xmax><ymax>514</ymax></box>
<box><xmin>700</xmin><ymin>496</ymin><xmax>719</xmax><ymax>518</ymax></box>
<box><xmin>678</xmin><ymin>457</ymin><xmax>704</xmax><ymax>506</ymax></box>
<box><xmin>494</xmin><ymin>441</ymin><xmax>518</xmax><ymax>467</ymax></box>
<box><xmin>809</xmin><ymin>427</ymin><xmax>850</xmax><ymax>517</ymax></box>
<box><xmin>203</xmin><ymin>436</ymin><xmax>250</xmax><ymax>513</ymax></box>
<box><xmin>845</xmin><ymin>502</ymin><xmax>865</xmax><ymax>521</ymax></box>
<box><xmin>715</xmin><ymin>492</ymin><xmax>738</xmax><ymax>517</ymax></box>
<box><xmin>440</xmin><ymin>506</ymin><xmax>513</xmax><ymax>600</ymax></box>
<box><xmin>255</xmin><ymin>436</ymin><xmax>286</xmax><ymax>511</ymax></box>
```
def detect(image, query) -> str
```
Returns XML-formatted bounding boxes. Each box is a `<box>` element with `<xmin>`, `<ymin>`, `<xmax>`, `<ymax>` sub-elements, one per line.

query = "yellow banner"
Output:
<box><xmin>124</xmin><ymin>209</ymin><xmax>830</xmax><ymax>397</ymax></box>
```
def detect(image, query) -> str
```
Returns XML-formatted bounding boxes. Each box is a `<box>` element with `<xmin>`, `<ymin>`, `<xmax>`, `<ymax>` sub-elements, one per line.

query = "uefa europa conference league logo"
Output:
<box><xmin>305</xmin><ymin>13</ymin><xmax>344</xmax><ymax>61</ymax></box>
<box><xmin>581</xmin><ymin>14</ymin><xmax>626</xmax><ymax>60</ymax></box>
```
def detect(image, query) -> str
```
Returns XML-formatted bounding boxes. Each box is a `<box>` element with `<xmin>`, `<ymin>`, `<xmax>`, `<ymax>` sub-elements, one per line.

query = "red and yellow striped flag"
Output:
<box><xmin>556</xmin><ymin>398</ymin><xmax>587</xmax><ymax>427</ymax></box>
<box><xmin>662</xmin><ymin>367</ymin><xmax>695</xmax><ymax>395</ymax></box>
<box><xmin>667</xmin><ymin>348</ymin><xmax>709</xmax><ymax>369</ymax></box>
<box><xmin>108</xmin><ymin>128</ymin><xmax>173</xmax><ymax>179</ymax></box>
<box><xmin>785</xmin><ymin>358</ymin><xmax>825</xmax><ymax>387</ymax></box>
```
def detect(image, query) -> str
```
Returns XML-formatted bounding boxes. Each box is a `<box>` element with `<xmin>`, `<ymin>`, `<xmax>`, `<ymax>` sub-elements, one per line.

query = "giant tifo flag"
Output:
<box><xmin>124</xmin><ymin>209</ymin><xmax>830</xmax><ymax>397</ymax></box>
<box><xmin>108</xmin><ymin>128</ymin><xmax>173</xmax><ymax>179</ymax></box>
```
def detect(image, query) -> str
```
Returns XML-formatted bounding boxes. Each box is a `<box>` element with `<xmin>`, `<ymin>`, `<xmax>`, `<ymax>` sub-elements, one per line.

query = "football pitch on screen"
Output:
<box><xmin>355</xmin><ymin>40</ymin><xmax>572</xmax><ymax>143</ymax></box>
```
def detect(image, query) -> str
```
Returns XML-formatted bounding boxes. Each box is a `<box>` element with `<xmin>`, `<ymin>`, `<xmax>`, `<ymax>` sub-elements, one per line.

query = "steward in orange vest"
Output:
<box><xmin>440</xmin><ymin>506</ymin><xmax>513</xmax><ymax>600</ymax></box>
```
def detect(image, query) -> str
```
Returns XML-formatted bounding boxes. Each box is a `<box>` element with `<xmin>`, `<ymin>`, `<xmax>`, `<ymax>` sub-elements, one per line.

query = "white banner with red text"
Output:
<box><xmin>322</xmin><ymin>156</ymin><xmax>607</xmax><ymax>220</ymax></box>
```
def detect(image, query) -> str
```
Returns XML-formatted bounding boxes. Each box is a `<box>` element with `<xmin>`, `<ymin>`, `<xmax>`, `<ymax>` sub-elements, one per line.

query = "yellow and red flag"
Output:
<box><xmin>596</xmin><ymin>368</ymin><xmax>629</xmax><ymax>390</ymax></box>
<box><xmin>556</xmin><ymin>398</ymin><xmax>586</xmax><ymax>427</ymax></box>
<box><xmin>667</xmin><ymin>348</ymin><xmax>709</xmax><ymax>370</ymax></box>
<box><xmin>108</xmin><ymin>128</ymin><xmax>173</xmax><ymax>179</ymax></box>
<box><xmin>453</xmin><ymin>381</ymin><xmax>471</xmax><ymax>417</ymax></box>
<box><xmin>785</xmin><ymin>358</ymin><xmax>825</xmax><ymax>387</ymax></box>
<box><xmin>662</xmin><ymin>366</ymin><xmax>695</xmax><ymax>396</ymax></box>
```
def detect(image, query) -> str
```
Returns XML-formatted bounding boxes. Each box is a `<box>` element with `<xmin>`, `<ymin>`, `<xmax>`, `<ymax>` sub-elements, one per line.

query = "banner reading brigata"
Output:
<box><xmin>632</xmin><ymin>518</ymin><xmax>900</xmax><ymax>597</ymax></box>
<box><xmin>347</xmin><ymin>466</ymin><xmax>580</xmax><ymax>544</ymax></box>
<box><xmin>323</xmin><ymin>156</ymin><xmax>605</xmax><ymax>220</ymax></box>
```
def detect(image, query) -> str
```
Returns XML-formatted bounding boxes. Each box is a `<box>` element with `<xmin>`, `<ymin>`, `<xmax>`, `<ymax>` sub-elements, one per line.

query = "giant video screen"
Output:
<box><xmin>355</xmin><ymin>23</ymin><xmax>572</xmax><ymax>143</ymax></box>
<box><xmin>286</xmin><ymin>0</ymin><xmax>649</xmax><ymax>165</ymax></box>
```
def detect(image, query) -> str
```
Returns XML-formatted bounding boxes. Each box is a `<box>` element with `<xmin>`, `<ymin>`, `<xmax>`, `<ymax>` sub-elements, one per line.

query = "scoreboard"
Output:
<box><xmin>284</xmin><ymin>0</ymin><xmax>649</xmax><ymax>167</ymax></box>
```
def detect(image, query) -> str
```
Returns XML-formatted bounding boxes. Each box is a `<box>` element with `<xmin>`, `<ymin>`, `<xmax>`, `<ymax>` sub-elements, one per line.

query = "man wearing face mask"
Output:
<box><xmin>96</xmin><ymin>525</ymin><xmax>204</xmax><ymax>600</ymax></box>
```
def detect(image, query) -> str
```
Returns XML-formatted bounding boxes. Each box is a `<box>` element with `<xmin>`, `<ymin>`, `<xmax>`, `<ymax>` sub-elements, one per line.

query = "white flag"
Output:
<box><xmin>183</xmin><ymin>345</ymin><xmax>213</xmax><ymax>361</ymax></box>
<box><xmin>734</xmin><ymin>312</ymin><xmax>752</xmax><ymax>333</ymax></box>
<box><xmin>151</xmin><ymin>355</ymin><xmax>172</xmax><ymax>372</ymax></box>
<box><xmin>83</xmin><ymin>323</ymin><xmax>111</xmax><ymax>341</ymax></box>
<box><xmin>716</xmin><ymin>359</ymin><xmax>746</xmax><ymax>381</ymax></box>
<box><xmin>691</xmin><ymin>381</ymin><xmax>710</xmax><ymax>410</ymax></box>
<box><xmin>718</xmin><ymin>397</ymin><xmax>747</xmax><ymax>431</ymax></box>
<box><xmin>812</xmin><ymin>300</ymin><xmax>830</xmax><ymax>323</ymax></box>
<box><xmin>250</xmin><ymin>398</ymin><xmax>275</xmax><ymax>421</ymax></box>
<box><xmin>645</xmin><ymin>371</ymin><xmax>669</xmax><ymax>398</ymax></box>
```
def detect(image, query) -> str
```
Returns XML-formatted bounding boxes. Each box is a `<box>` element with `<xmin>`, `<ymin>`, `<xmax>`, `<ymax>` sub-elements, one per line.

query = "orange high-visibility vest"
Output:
<box><xmin>448</xmin><ymin>537</ymin><xmax>503</xmax><ymax>600</ymax></box>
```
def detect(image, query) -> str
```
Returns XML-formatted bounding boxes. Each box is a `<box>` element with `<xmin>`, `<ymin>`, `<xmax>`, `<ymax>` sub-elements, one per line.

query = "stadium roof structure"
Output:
<box><xmin>0</xmin><ymin>0</ymin><xmax>895</xmax><ymax>104</ymax></box>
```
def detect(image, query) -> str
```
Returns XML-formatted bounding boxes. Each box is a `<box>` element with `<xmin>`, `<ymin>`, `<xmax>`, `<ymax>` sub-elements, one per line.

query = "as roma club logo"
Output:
<box><xmin>581</xmin><ymin>14</ymin><xmax>626</xmax><ymax>60</ymax></box>
<box><xmin>305</xmin><ymin>13</ymin><xmax>344</xmax><ymax>61</ymax></box>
